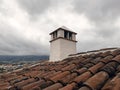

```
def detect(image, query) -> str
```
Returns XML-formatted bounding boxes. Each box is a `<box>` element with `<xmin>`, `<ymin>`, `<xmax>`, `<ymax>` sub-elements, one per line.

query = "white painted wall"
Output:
<box><xmin>50</xmin><ymin>39</ymin><xmax>61</xmax><ymax>61</ymax></box>
<box><xmin>50</xmin><ymin>38</ymin><xmax>76</xmax><ymax>61</ymax></box>
<box><xmin>60</xmin><ymin>39</ymin><xmax>76</xmax><ymax>60</ymax></box>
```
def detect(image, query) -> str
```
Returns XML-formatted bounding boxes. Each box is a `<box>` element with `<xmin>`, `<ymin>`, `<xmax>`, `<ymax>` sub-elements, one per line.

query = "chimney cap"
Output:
<box><xmin>50</xmin><ymin>26</ymin><xmax>77</xmax><ymax>35</ymax></box>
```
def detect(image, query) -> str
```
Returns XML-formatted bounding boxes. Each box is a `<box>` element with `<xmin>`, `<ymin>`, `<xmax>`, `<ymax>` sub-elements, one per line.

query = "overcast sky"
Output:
<box><xmin>0</xmin><ymin>0</ymin><xmax>120</xmax><ymax>55</ymax></box>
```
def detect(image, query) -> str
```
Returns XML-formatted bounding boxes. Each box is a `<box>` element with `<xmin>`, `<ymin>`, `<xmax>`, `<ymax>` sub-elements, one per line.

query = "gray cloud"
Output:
<box><xmin>77</xmin><ymin>28</ymin><xmax>120</xmax><ymax>52</ymax></box>
<box><xmin>0</xmin><ymin>0</ymin><xmax>3</xmax><ymax>10</ymax></box>
<box><xmin>77</xmin><ymin>25</ymin><xmax>120</xmax><ymax>52</ymax></box>
<box><xmin>73</xmin><ymin>0</ymin><xmax>120</xmax><ymax>23</ymax></box>
<box><xmin>95</xmin><ymin>27</ymin><xmax>118</xmax><ymax>38</ymax></box>
<box><xmin>0</xmin><ymin>0</ymin><xmax>3</xmax><ymax>4</ymax></box>
<box><xmin>17</xmin><ymin>0</ymin><xmax>51</xmax><ymax>16</ymax></box>
<box><xmin>73</xmin><ymin>0</ymin><xmax>120</xmax><ymax>51</ymax></box>
<box><xmin>0</xmin><ymin>0</ymin><xmax>120</xmax><ymax>55</ymax></box>
<box><xmin>0</xmin><ymin>22</ymin><xmax>48</xmax><ymax>55</ymax></box>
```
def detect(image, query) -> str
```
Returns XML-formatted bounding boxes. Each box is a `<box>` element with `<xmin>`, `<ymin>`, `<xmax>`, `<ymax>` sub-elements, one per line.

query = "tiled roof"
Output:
<box><xmin>1</xmin><ymin>48</ymin><xmax>120</xmax><ymax>90</ymax></box>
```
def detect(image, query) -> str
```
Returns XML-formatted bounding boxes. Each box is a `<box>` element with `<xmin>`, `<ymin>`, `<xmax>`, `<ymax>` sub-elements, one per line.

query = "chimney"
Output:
<box><xmin>49</xmin><ymin>26</ymin><xmax>77</xmax><ymax>61</ymax></box>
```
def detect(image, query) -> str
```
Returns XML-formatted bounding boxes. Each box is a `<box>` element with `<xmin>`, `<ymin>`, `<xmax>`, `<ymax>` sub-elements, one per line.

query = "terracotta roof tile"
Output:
<box><xmin>9</xmin><ymin>76</ymin><xmax>28</xmax><ymax>85</ymax></box>
<box><xmin>24</xmin><ymin>71</ymin><xmax>40</xmax><ymax>78</ymax></box>
<box><xmin>90</xmin><ymin>57</ymin><xmax>102</xmax><ymax>64</ymax></box>
<box><xmin>112</xmin><ymin>54</ymin><xmax>120</xmax><ymax>63</ymax></box>
<box><xmin>59</xmin><ymin>72</ymin><xmax>78</xmax><ymax>84</ymax></box>
<box><xmin>102</xmin><ymin>72</ymin><xmax>120</xmax><ymax>90</ymax></box>
<box><xmin>81</xmin><ymin>71</ymin><xmax>109</xmax><ymax>90</ymax></box>
<box><xmin>31</xmin><ymin>86</ymin><xmax>41</xmax><ymax>90</ymax></box>
<box><xmin>59</xmin><ymin>82</ymin><xmax>77</xmax><ymax>90</ymax></box>
<box><xmin>14</xmin><ymin>78</ymin><xmax>39</xmax><ymax>89</ymax></box>
<box><xmin>111</xmin><ymin>49</ymin><xmax>120</xmax><ymax>56</ymax></box>
<box><xmin>100</xmin><ymin>51</ymin><xmax>112</xmax><ymax>58</ymax></box>
<box><xmin>100</xmin><ymin>55</ymin><xmax>113</xmax><ymax>64</ymax></box>
<box><xmin>88</xmin><ymin>62</ymin><xmax>105</xmax><ymax>74</ymax></box>
<box><xmin>100</xmin><ymin>61</ymin><xmax>119</xmax><ymax>76</ymax></box>
<box><xmin>39</xmin><ymin>80</ymin><xmax>54</xmax><ymax>89</ymax></box>
<box><xmin>61</xmin><ymin>64</ymin><xmax>76</xmax><ymax>71</ymax></box>
<box><xmin>50</xmin><ymin>71</ymin><xmax>71</xmax><ymax>82</ymax></box>
<box><xmin>21</xmin><ymin>80</ymin><xmax>45</xmax><ymax>90</ymax></box>
<box><xmin>116</xmin><ymin>65</ymin><xmax>120</xmax><ymax>73</ymax></box>
<box><xmin>0</xmin><ymin>82</ymin><xmax>11</xmax><ymax>90</ymax></box>
<box><xmin>43</xmin><ymin>83</ymin><xmax>63</xmax><ymax>90</ymax></box>
<box><xmin>72</xmin><ymin>71</ymin><xmax>93</xmax><ymax>83</ymax></box>
<box><xmin>81</xmin><ymin>58</ymin><xmax>92</xmax><ymax>65</ymax></box>
<box><xmin>79</xmin><ymin>86</ymin><xmax>91</xmax><ymax>90</ymax></box>
<box><xmin>76</xmin><ymin>67</ymin><xmax>88</xmax><ymax>74</ymax></box>
<box><xmin>1</xmin><ymin>48</ymin><xmax>120</xmax><ymax>90</ymax></box>
<box><xmin>84</xmin><ymin>63</ymin><xmax>95</xmax><ymax>69</ymax></box>
<box><xmin>44</xmin><ymin>71</ymin><xmax>62</xmax><ymax>79</ymax></box>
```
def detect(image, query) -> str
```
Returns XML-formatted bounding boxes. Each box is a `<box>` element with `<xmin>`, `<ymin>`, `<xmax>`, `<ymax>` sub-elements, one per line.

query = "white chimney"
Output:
<box><xmin>49</xmin><ymin>26</ymin><xmax>77</xmax><ymax>62</ymax></box>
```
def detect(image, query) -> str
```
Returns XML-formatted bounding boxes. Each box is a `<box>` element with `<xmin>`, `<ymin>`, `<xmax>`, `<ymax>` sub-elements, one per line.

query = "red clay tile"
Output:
<box><xmin>81</xmin><ymin>58</ymin><xmax>92</xmax><ymax>65</ymax></box>
<box><xmin>76</xmin><ymin>67</ymin><xmax>88</xmax><ymax>74</ymax></box>
<box><xmin>39</xmin><ymin>80</ymin><xmax>54</xmax><ymax>89</ymax></box>
<box><xmin>61</xmin><ymin>64</ymin><xmax>76</xmax><ymax>71</ymax></box>
<box><xmin>79</xmin><ymin>86</ymin><xmax>91</xmax><ymax>90</ymax></box>
<box><xmin>112</xmin><ymin>54</ymin><xmax>120</xmax><ymax>63</ymax></box>
<box><xmin>89</xmin><ymin>53</ymin><xmax>97</xmax><ymax>58</ymax></box>
<box><xmin>35</xmin><ymin>71</ymin><xmax>47</xmax><ymax>77</ymax></box>
<box><xmin>59</xmin><ymin>82</ymin><xmax>77</xmax><ymax>90</ymax></box>
<box><xmin>1</xmin><ymin>48</ymin><xmax>120</xmax><ymax>90</ymax></box>
<box><xmin>2</xmin><ymin>73</ymin><xmax>18</xmax><ymax>82</ymax></box>
<box><xmin>42</xmin><ymin>71</ymin><xmax>56</xmax><ymax>78</ymax></box>
<box><xmin>100</xmin><ymin>51</ymin><xmax>111</xmax><ymax>58</ymax></box>
<box><xmin>83</xmin><ymin>54</ymin><xmax>90</xmax><ymax>59</ymax></box>
<box><xmin>37</xmin><ymin>71</ymin><xmax>53</xmax><ymax>78</ymax></box>
<box><xmin>73</xmin><ymin>71</ymin><xmax>93</xmax><ymax>83</ymax></box>
<box><xmin>21</xmin><ymin>80</ymin><xmax>45</xmax><ymax>90</ymax></box>
<box><xmin>43</xmin><ymin>83</ymin><xmax>63</xmax><ymax>90</ymax></box>
<box><xmin>100</xmin><ymin>61</ymin><xmax>119</xmax><ymax>76</ymax></box>
<box><xmin>111</xmin><ymin>79</ymin><xmax>120</xmax><ymax>90</ymax></box>
<box><xmin>14</xmin><ymin>78</ymin><xmax>40</xmax><ymax>89</ymax></box>
<box><xmin>0</xmin><ymin>82</ymin><xmax>11</xmax><ymax>90</ymax></box>
<box><xmin>0</xmin><ymin>86</ymin><xmax>12</xmax><ymax>90</ymax></box>
<box><xmin>44</xmin><ymin>71</ymin><xmax>62</xmax><ymax>79</ymax></box>
<box><xmin>111</xmin><ymin>49</ymin><xmax>120</xmax><ymax>56</ymax></box>
<box><xmin>60</xmin><ymin>72</ymin><xmax>78</xmax><ymax>84</ymax></box>
<box><xmin>9</xmin><ymin>76</ymin><xmax>28</xmax><ymax>85</ymax></box>
<box><xmin>95</xmin><ymin>52</ymin><xmax>103</xmax><ymax>57</ymax></box>
<box><xmin>83</xmin><ymin>71</ymin><xmax>109</xmax><ymax>90</ymax></box>
<box><xmin>50</xmin><ymin>71</ymin><xmax>71</xmax><ymax>82</ymax></box>
<box><xmin>117</xmin><ymin>65</ymin><xmax>120</xmax><ymax>73</ymax></box>
<box><xmin>102</xmin><ymin>72</ymin><xmax>120</xmax><ymax>90</ymax></box>
<box><xmin>31</xmin><ymin>86</ymin><xmax>41</xmax><ymax>90</ymax></box>
<box><xmin>88</xmin><ymin>62</ymin><xmax>105</xmax><ymax>74</ymax></box>
<box><xmin>90</xmin><ymin>57</ymin><xmax>102</xmax><ymax>64</ymax></box>
<box><xmin>100</xmin><ymin>55</ymin><xmax>113</xmax><ymax>64</ymax></box>
<box><xmin>84</xmin><ymin>63</ymin><xmax>94</xmax><ymax>69</ymax></box>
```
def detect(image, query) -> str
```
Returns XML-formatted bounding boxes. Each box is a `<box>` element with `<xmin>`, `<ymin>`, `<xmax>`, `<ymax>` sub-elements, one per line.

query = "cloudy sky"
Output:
<box><xmin>0</xmin><ymin>0</ymin><xmax>120</xmax><ymax>55</ymax></box>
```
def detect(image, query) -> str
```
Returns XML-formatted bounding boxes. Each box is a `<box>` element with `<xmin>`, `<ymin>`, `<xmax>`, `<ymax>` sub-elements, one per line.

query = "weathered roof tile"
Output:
<box><xmin>102</xmin><ymin>73</ymin><xmax>120</xmax><ymax>90</ymax></box>
<box><xmin>73</xmin><ymin>71</ymin><xmax>93</xmax><ymax>83</ymax></box>
<box><xmin>82</xmin><ymin>71</ymin><xmax>109</xmax><ymax>90</ymax></box>
<box><xmin>1</xmin><ymin>48</ymin><xmax>120</xmax><ymax>90</ymax></box>
<box><xmin>112</xmin><ymin>54</ymin><xmax>120</xmax><ymax>63</ymax></box>
<box><xmin>43</xmin><ymin>83</ymin><xmax>63</xmax><ymax>90</ymax></box>
<box><xmin>59</xmin><ymin>82</ymin><xmax>77</xmax><ymax>90</ymax></box>
<box><xmin>88</xmin><ymin>62</ymin><xmax>105</xmax><ymax>74</ymax></box>
<box><xmin>50</xmin><ymin>71</ymin><xmax>71</xmax><ymax>82</ymax></box>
